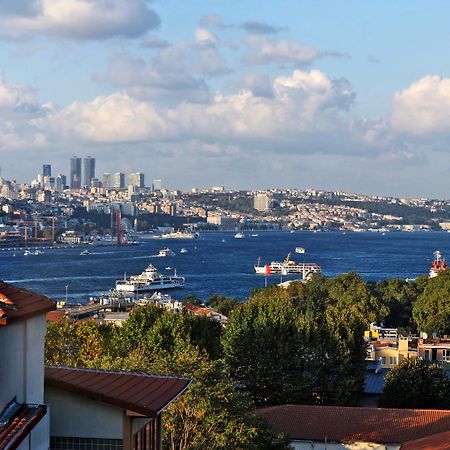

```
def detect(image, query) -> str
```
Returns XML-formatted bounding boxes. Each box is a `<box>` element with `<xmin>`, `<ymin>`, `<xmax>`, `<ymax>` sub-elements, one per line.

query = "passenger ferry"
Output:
<box><xmin>158</xmin><ymin>247</ymin><xmax>175</xmax><ymax>257</ymax></box>
<box><xmin>254</xmin><ymin>253</ymin><xmax>321</xmax><ymax>280</ymax></box>
<box><xmin>295</xmin><ymin>247</ymin><xmax>305</xmax><ymax>254</ymax></box>
<box><xmin>115</xmin><ymin>264</ymin><xmax>185</xmax><ymax>292</ymax></box>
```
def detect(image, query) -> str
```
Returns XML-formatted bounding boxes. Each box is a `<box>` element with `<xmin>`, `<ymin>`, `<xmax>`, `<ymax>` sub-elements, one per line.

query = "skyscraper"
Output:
<box><xmin>69</xmin><ymin>156</ymin><xmax>82</xmax><ymax>189</ymax></box>
<box><xmin>129</xmin><ymin>172</ymin><xmax>145</xmax><ymax>188</ymax></box>
<box><xmin>102</xmin><ymin>173</ymin><xmax>112</xmax><ymax>189</ymax></box>
<box><xmin>83</xmin><ymin>156</ymin><xmax>95</xmax><ymax>187</ymax></box>
<box><xmin>43</xmin><ymin>164</ymin><xmax>51</xmax><ymax>177</ymax></box>
<box><xmin>114</xmin><ymin>172</ymin><xmax>125</xmax><ymax>189</ymax></box>
<box><xmin>153</xmin><ymin>179</ymin><xmax>162</xmax><ymax>192</ymax></box>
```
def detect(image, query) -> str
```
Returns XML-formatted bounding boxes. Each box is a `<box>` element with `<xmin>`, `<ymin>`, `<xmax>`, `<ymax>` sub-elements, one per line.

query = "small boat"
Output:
<box><xmin>234</xmin><ymin>233</ymin><xmax>244</xmax><ymax>239</ymax></box>
<box><xmin>158</xmin><ymin>247</ymin><xmax>175</xmax><ymax>257</ymax></box>
<box><xmin>251</xmin><ymin>234</ymin><xmax>259</xmax><ymax>237</ymax></box>
<box><xmin>221</xmin><ymin>239</ymin><xmax>226</xmax><ymax>243</ymax></box>
<box><xmin>165</xmin><ymin>266</ymin><xmax>172</xmax><ymax>270</ymax></box>
<box><xmin>80</xmin><ymin>249</ymin><xmax>91</xmax><ymax>256</ymax></box>
<box><xmin>23</xmin><ymin>250</ymin><xmax>30</xmax><ymax>256</ymax></box>
<box><xmin>180</xmin><ymin>248</ymin><xmax>188</xmax><ymax>254</ymax></box>
<box><xmin>295</xmin><ymin>247</ymin><xmax>305</xmax><ymax>254</ymax></box>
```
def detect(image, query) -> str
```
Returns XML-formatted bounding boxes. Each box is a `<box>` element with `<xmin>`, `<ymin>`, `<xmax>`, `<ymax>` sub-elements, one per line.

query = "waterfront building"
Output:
<box><xmin>83</xmin><ymin>156</ymin><xmax>95</xmax><ymax>188</ymax></box>
<box><xmin>43</xmin><ymin>164</ymin><xmax>51</xmax><ymax>177</ymax></box>
<box><xmin>69</xmin><ymin>156</ymin><xmax>81</xmax><ymax>189</ymax></box>
<box><xmin>114</xmin><ymin>172</ymin><xmax>125</xmax><ymax>189</ymax></box>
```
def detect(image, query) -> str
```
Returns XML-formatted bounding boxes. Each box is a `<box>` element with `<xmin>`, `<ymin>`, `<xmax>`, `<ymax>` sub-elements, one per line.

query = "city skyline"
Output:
<box><xmin>0</xmin><ymin>1</ymin><xmax>450</xmax><ymax>197</ymax></box>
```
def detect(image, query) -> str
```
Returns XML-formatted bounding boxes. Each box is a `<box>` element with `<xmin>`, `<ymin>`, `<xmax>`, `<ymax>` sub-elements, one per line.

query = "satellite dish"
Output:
<box><xmin>420</xmin><ymin>332</ymin><xmax>428</xmax><ymax>339</ymax></box>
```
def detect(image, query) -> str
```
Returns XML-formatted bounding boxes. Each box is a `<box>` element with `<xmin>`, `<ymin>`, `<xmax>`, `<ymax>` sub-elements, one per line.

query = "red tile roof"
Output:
<box><xmin>0</xmin><ymin>400</ymin><xmax>47</xmax><ymax>450</ymax></box>
<box><xmin>45</xmin><ymin>366</ymin><xmax>191</xmax><ymax>417</ymax></box>
<box><xmin>255</xmin><ymin>405</ymin><xmax>450</xmax><ymax>444</ymax></box>
<box><xmin>0</xmin><ymin>280</ymin><xmax>55</xmax><ymax>325</ymax></box>
<box><xmin>401</xmin><ymin>430</ymin><xmax>450</xmax><ymax>450</ymax></box>
<box><xmin>46</xmin><ymin>310</ymin><xmax>67</xmax><ymax>323</ymax></box>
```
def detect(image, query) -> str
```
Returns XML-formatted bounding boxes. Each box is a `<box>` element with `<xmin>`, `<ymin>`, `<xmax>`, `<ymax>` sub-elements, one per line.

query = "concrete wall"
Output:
<box><xmin>0</xmin><ymin>314</ymin><xmax>48</xmax><ymax>450</ymax></box>
<box><xmin>45</xmin><ymin>386</ymin><xmax>123</xmax><ymax>439</ymax></box>
<box><xmin>291</xmin><ymin>441</ymin><xmax>400</xmax><ymax>450</ymax></box>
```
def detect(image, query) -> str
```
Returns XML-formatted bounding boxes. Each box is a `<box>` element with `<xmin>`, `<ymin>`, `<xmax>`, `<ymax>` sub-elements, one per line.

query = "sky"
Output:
<box><xmin>1</xmin><ymin>1</ymin><xmax>450</xmax><ymax>197</ymax></box>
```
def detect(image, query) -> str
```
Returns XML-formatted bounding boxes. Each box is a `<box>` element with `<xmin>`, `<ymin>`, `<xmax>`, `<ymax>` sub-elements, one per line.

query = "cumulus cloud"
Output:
<box><xmin>0</xmin><ymin>0</ymin><xmax>160</xmax><ymax>40</ymax></box>
<box><xmin>238</xmin><ymin>73</ymin><xmax>274</xmax><ymax>98</ymax></box>
<box><xmin>244</xmin><ymin>35</ymin><xmax>319</xmax><ymax>65</ymax></box>
<box><xmin>391</xmin><ymin>75</ymin><xmax>450</xmax><ymax>135</ymax></box>
<box><xmin>195</xmin><ymin>28</ymin><xmax>219</xmax><ymax>47</ymax></box>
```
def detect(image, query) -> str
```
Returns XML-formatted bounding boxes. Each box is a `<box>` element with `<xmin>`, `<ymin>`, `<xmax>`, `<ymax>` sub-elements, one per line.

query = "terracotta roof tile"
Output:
<box><xmin>0</xmin><ymin>400</ymin><xmax>46</xmax><ymax>450</ymax></box>
<box><xmin>45</xmin><ymin>366</ymin><xmax>191</xmax><ymax>417</ymax></box>
<box><xmin>0</xmin><ymin>280</ymin><xmax>55</xmax><ymax>325</ymax></box>
<box><xmin>255</xmin><ymin>404</ymin><xmax>450</xmax><ymax>444</ymax></box>
<box><xmin>46</xmin><ymin>310</ymin><xmax>67</xmax><ymax>323</ymax></box>
<box><xmin>401</xmin><ymin>430</ymin><xmax>450</xmax><ymax>449</ymax></box>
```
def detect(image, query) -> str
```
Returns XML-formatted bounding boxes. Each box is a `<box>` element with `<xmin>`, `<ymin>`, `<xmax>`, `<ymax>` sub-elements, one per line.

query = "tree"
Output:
<box><xmin>207</xmin><ymin>294</ymin><xmax>240</xmax><ymax>317</ymax></box>
<box><xmin>379</xmin><ymin>358</ymin><xmax>450</xmax><ymax>409</ymax></box>
<box><xmin>412</xmin><ymin>271</ymin><xmax>450</xmax><ymax>336</ymax></box>
<box><xmin>222</xmin><ymin>285</ymin><xmax>366</xmax><ymax>407</ymax></box>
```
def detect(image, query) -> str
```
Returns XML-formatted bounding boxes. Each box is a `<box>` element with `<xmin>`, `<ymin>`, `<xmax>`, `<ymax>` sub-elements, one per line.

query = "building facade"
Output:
<box><xmin>83</xmin><ymin>156</ymin><xmax>96</xmax><ymax>188</ymax></box>
<box><xmin>69</xmin><ymin>156</ymin><xmax>82</xmax><ymax>189</ymax></box>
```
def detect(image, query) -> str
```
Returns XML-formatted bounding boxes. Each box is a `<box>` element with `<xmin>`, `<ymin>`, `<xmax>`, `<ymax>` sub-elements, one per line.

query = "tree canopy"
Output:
<box><xmin>379</xmin><ymin>358</ymin><xmax>450</xmax><ymax>409</ymax></box>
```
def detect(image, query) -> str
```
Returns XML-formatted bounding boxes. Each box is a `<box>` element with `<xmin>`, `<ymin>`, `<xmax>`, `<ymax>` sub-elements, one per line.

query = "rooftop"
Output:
<box><xmin>255</xmin><ymin>404</ymin><xmax>450</xmax><ymax>444</ymax></box>
<box><xmin>45</xmin><ymin>366</ymin><xmax>191</xmax><ymax>417</ymax></box>
<box><xmin>0</xmin><ymin>280</ymin><xmax>55</xmax><ymax>325</ymax></box>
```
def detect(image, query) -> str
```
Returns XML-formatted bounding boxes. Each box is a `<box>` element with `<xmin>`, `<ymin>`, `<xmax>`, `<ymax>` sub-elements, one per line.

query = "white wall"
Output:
<box><xmin>291</xmin><ymin>440</ymin><xmax>400</xmax><ymax>450</ymax></box>
<box><xmin>45</xmin><ymin>386</ymin><xmax>123</xmax><ymax>439</ymax></box>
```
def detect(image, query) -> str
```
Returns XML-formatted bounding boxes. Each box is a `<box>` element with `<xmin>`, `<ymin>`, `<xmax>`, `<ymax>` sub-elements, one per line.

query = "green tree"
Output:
<box><xmin>222</xmin><ymin>285</ymin><xmax>366</xmax><ymax>407</ymax></box>
<box><xmin>412</xmin><ymin>270</ymin><xmax>450</xmax><ymax>336</ymax></box>
<box><xmin>207</xmin><ymin>294</ymin><xmax>240</xmax><ymax>317</ymax></box>
<box><xmin>379</xmin><ymin>358</ymin><xmax>450</xmax><ymax>409</ymax></box>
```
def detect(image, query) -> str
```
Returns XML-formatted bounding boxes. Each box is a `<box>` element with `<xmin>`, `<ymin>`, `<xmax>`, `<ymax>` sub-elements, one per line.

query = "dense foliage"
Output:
<box><xmin>45</xmin><ymin>270</ymin><xmax>450</xmax><ymax>447</ymax></box>
<box><xmin>379</xmin><ymin>358</ymin><xmax>450</xmax><ymax>409</ymax></box>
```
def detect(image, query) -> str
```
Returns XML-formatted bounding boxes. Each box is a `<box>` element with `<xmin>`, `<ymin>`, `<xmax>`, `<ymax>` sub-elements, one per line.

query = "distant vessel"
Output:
<box><xmin>234</xmin><ymin>233</ymin><xmax>244</xmax><ymax>239</ymax></box>
<box><xmin>159</xmin><ymin>231</ymin><xmax>199</xmax><ymax>239</ymax></box>
<box><xmin>180</xmin><ymin>248</ymin><xmax>188</xmax><ymax>254</ymax></box>
<box><xmin>251</xmin><ymin>234</ymin><xmax>259</xmax><ymax>237</ymax></box>
<box><xmin>158</xmin><ymin>247</ymin><xmax>175</xmax><ymax>257</ymax></box>
<box><xmin>429</xmin><ymin>250</ymin><xmax>447</xmax><ymax>278</ymax></box>
<box><xmin>295</xmin><ymin>247</ymin><xmax>305</xmax><ymax>254</ymax></box>
<box><xmin>80</xmin><ymin>249</ymin><xmax>91</xmax><ymax>256</ymax></box>
<box><xmin>254</xmin><ymin>253</ymin><xmax>321</xmax><ymax>280</ymax></box>
<box><xmin>23</xmin><ymin>250</ymin><xmax>30</xmax><ymax>256</ymax></box>
<box><xmin>115</xmin><ymin>264</ymin><xmax>185</xmax><ymax>292</ymax></box>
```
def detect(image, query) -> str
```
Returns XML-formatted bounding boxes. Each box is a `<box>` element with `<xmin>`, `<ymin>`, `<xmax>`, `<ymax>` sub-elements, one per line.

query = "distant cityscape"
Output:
<box><xmin>1</xmin><ymin>156</ymin><xmax>450</xmax><ymax>249</ymax></box>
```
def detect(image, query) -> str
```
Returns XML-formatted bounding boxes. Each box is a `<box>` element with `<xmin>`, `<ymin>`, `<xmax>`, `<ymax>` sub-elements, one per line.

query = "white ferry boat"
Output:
<box><xmin>160</xmin><ymin>231</ymin><xmax>199</xmax><ymax>239</ymax></box>
<box><xmin>254</xmin><ymin>253</ymin><xmax>321</xmax><ymax>280</ymax></box>
<box><xmin>115</xmin><ymin>264</ymin><xmax>185</xmax><ymax>293</ymax></box>
<box><xmin>429</xmin><ymin>250</ymin><xmax>447</xmax><ymax>278</ymax></box>
<box><xmin>158</xmin><ymin>247</ymin><xmax>175</xmax><ymax>257</ymax></box>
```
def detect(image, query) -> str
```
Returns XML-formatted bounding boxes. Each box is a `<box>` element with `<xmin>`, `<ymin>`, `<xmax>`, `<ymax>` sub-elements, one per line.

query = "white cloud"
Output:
<box><xmin>0</xmin><ymin>0</ymin><xmax>160</xmax><ymax>40</ymax></box>
<box><xmin>391</xmin><ymin>75</ymin><xmax>450</xmax><ymax>135</ymax></box>
<box><xmin>244</xmin><ymin>35</ymin><xmax>319</xmax><ymax>65</ymax></box>
<box><xmin>195</xmin><ymin>28</ymin><xmax>218</xmax><ymax>47</ymax></box>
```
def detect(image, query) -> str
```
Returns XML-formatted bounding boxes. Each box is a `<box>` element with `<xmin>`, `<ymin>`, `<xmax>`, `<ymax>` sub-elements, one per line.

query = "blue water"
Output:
<box><xmin>1</xmin><ymin>231</ymin><xmax>450</xmax><ymax>303</ymax></box>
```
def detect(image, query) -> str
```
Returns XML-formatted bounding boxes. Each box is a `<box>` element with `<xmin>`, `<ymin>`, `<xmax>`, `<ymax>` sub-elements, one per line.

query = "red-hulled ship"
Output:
<box><xmin>429</xmin><ymin>250</ymin><xmax>447</xmax><ymax>278</ymax></box>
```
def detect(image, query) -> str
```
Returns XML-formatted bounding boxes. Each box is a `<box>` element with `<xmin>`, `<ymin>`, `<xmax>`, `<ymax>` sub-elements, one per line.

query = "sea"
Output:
<box><xmin>1</xmin><ymin>231</ymin><xmax>450</xmax><ymax>304</ymax></box>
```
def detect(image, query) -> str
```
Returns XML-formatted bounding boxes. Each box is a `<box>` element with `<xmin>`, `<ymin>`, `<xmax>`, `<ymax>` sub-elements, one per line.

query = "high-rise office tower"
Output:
<box><xmin>70</xmin><ymin>156</ymin><xmax>82</xmax><ymax>189</ymax></box>
<box><xmin>153</xmin><ymin>179</ymin><xmax>162</xmax><ymax>192</ymax></box>
<box><xmin>43</xmin><ymin>164</ymin><xmax>51</xmax><ymax>177</ymax></box>
<box><xmin>129</xmin><ymin>172</ymin><xmax>145</xmax><ymax>188</ymax></box>
<box><xmin>114</xmin><ymin>172</ymin><xmax>125</xmax><ymax>189</ymax></box>
<box><xmin>83</xmin><ymin>156</ymin><xmax>95</xmax><ymax>187</ymax></box>
<box><xmin>102</xmin><ymin>173</ymin><xmax>112</xmax><ymax>189</ymax></box>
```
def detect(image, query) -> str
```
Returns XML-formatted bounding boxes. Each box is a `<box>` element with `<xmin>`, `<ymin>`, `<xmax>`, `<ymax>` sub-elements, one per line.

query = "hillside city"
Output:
<box><xmin>1</xmin><ymin>159</ymin><xmax>450</xmax><ymax>246</ymax></box>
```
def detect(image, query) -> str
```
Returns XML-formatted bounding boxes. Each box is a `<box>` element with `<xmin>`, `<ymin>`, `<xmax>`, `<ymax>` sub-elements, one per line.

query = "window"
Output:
<box><xmin>389</xmin><ymin>356</ymin><xmax>397</xmax><ymax>365</ymax></box>
<box><xmin>424</xmin><ymin>349</ymin><xmax>430</xmax><ymax>360</ymax></box>
<box><xmin>380</xmin><ymin>357</ymin><xmax>386</xmax><ymax>365</ymax></box>
<box><xmin>442</xmin><ymin>349</ymin><xmax>450</xmax><ymax>361</ymax></box>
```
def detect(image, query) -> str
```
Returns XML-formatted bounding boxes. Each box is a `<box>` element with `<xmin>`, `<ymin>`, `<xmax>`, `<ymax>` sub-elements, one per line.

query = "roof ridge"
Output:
<box><xmin>45</xmin><ymin>365</ymin><xmax>191</xmax><ymax>381</ymax></box>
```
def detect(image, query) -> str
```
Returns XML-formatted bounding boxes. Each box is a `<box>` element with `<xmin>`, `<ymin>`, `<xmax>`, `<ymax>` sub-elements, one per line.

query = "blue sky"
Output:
<box><xmin>1</xmin><ymin>0</ymin><xmax>450</xmax><ymax>197</ymax></box>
